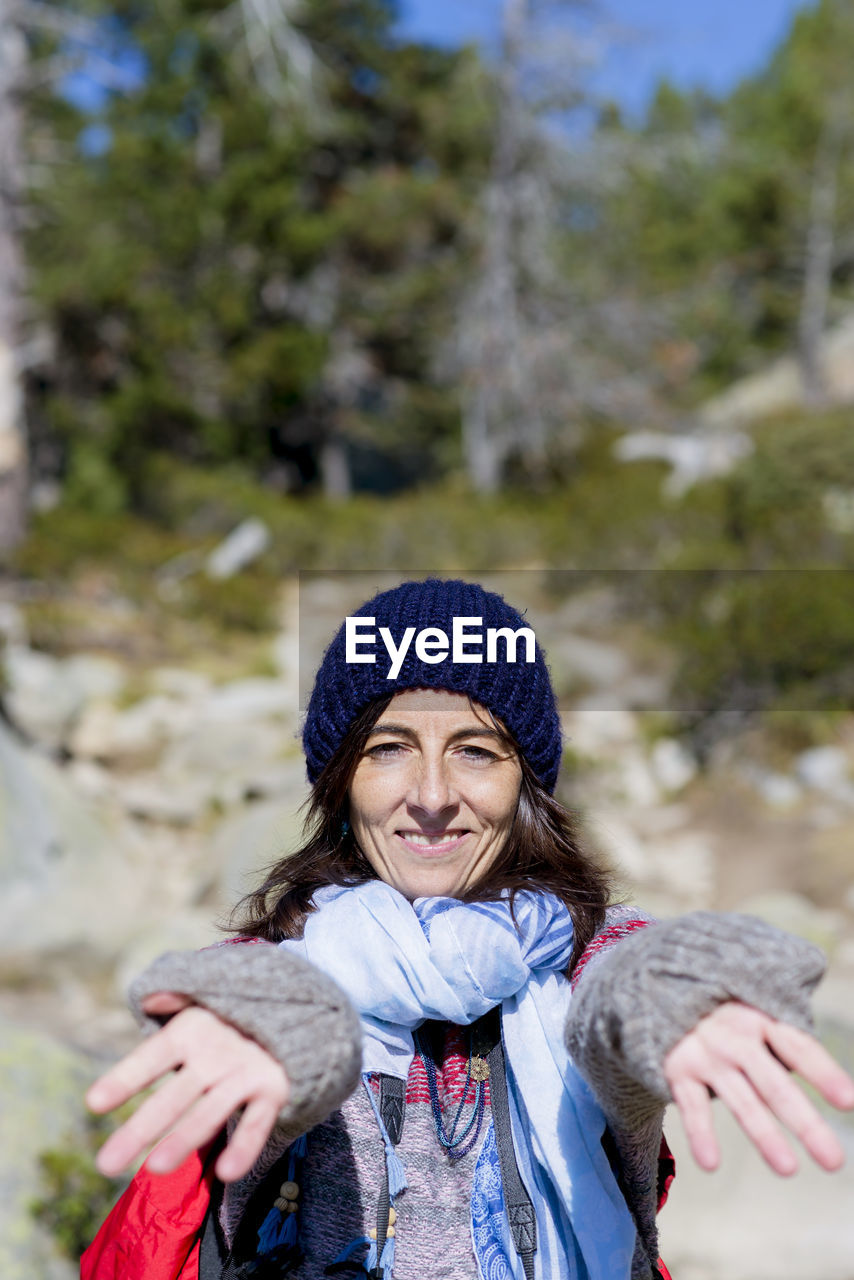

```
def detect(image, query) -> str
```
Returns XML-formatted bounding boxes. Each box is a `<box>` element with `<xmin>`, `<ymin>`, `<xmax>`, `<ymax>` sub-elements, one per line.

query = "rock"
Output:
<box><xmin>205</xmin><ymin>517</ymin><xmax>271</xmax><ymax>579</ymax></box>
<box><xmin>3</xmin><ymin>647</ymin><xmax>81</xmax><ymax>749</ymax></box>
<box><xmin>66</xmin><ymin>758</ymin><xmax>112</xmax><ymax>800</ymax></box>
<box><xmin>699</xmin><ymin>309</ymin><xmax>854</xmax><ymax>429</ymax></box>
<box><xmin>114</xmin><ymin>912</ymin><xmax>222</xmax><ymax>996</ymax></box>
<box><xmin>4</xmin><ymin>649</ymin><xmax>126</xmax><ymax>752</ymax></box>
<box><xmin>202</xmin><ymin>677</ymin><xmax>295</xmax><ymax>725</ymax></box>
<box><xmin>272</xmin><ymin>629</ymin><xmax>299</xmax><ymax>702</ymax></box>
<box><xmin>0</xmin><ymin>723</ymin><xmax>161</xmax><ymax>962</ymax></box>
<box><xmin>550</xmin><ymin>633</ymin><xmax>630</xmax><ymax>692</ymax></box>
<box><xmin>67</xmin><ymin>700</ymin><xmax>121</xmax><ymax>760</ymax></box>
<box><xmin>209</xmin><ymin>787</ymin><xmax>309</xmax><ymax>908</ymax></box>
<box><xmin>794</xmin><ymin>745</ymin><xmax>852</xmax><ymax>794</ymax></box>
<box><xmin>563</xmin><ymin>709</ymin><xmax>640</xmax><ymax>757</ymax></box>
<box><xmin>110</xmin><ymin>695</ymin><xmax>197</xmax><ymax>764</ymax></box>
<box><xmin>650</xmin><ymin>738</ymin><xmax>697</xmax><ymax>793</ymax></box>
<box><xmin>161</xmin><ymin>721</ymin><xmax>297</xmax><ymax>806</ymax></box>
<box><xmin>745</xmin><ymin>766</ymin><xmax>802</xmax><ymax>809</ymax></box>
<box><xmin>614</xmin><ymin>428</ymin><xmax>753</xmax><ymax>497</ymax></box>
<box><xmin>614</xmin><ymin>748</ymin><xmax>662</xmax><ymax>808</ymax></box>
<box><xmin>115</xmin><ymin>773</ymin><xmax>214</xmax><ymax>825</ymax></box>
<box><xmin>553</xmin><ymin>586</ymin><xmax>620</xmax><ymax>631</ymax></box>
<box><xmin>650</xmin><ymin>832</ymin><xmax>716</xmax><ymax>908</ymax></box>
<box><xmin>148</xmin><ymin>667</ymin><xmax>213</xmax><ymax>701</ymax></box>
<box><xmin>0</xmin><ymin>1015</ymin><xmax>90</xmax><ymax>1280</ymax></box>
<box><xmin>0</xmin><ymin>599</ymin><xmax>27</xmax><ymax>646</ymax></box>
<box><xmin>61</xmin><ymin>654</ymin><xmax>125</xmax><ymax>702</ymax></box>
<box><xmin>586</xmin><ymin>813</ymin><xmax>650</xmax><ymax>882</ymax></box>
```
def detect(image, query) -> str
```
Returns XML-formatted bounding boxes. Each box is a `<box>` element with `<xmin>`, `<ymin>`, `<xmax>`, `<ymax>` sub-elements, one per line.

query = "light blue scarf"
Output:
<box><xmin>279</xmin><ymin>880</ymin><xmax>636</xmax><ymax>1280</ymax></box>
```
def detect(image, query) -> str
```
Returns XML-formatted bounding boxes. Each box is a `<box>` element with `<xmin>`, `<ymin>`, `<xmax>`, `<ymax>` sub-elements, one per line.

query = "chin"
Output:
<box><xmin>401</xmin><ymin>879</ymin><xmax>464</xmax><ymax>900</ymax></box>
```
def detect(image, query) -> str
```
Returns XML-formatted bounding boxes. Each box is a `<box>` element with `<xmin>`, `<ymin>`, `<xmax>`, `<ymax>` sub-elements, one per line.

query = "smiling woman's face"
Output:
<box><xmin>347</xmin><ymin>687</ymin><xmax>523</xmax><ymax>900</ymax></box>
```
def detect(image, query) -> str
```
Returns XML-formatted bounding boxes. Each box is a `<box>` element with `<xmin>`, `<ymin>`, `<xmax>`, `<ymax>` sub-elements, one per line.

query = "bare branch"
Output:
<box><xmin>9</xmin><ymin>0</ymin><xmax>104</xmax><ymax>47</ymax></box>
<box><xmin>211</xmin><ymin>0</ymin><xmax>320</xmax><ymax>110</ymax></box>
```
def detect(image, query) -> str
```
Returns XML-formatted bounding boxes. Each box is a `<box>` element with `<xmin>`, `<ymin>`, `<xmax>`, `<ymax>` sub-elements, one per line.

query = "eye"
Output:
<box><xmin>366</xmin><ymin>741</ymin><xmax>407</xmax><ymax>759</ymax></box>
<box><xmin>456</xmin><ymin>744</ymin><xmax>499</xmax><ymax>762</ymax></box>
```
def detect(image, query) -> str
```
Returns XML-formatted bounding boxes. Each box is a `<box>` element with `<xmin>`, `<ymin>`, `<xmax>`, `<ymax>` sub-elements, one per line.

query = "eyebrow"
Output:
<box><xmin>367</xmin><ymin>722</ymin><xmax>508</xmax><ymax>744</ymax></box>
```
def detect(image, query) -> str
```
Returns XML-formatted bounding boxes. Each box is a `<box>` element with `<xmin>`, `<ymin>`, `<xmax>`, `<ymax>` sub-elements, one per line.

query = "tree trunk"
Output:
<box><xmin>319</xmin><ymin>434</ymin><xmax>352</xmax><ymax>501</ymax></box>
<box><xmin>797</xmin><ymin>120</ymin><xmax>840</xmax><ymax>408</ymax></box>
<box><xmin>461</xmin><ymin>0</ymin><xmax>549</xmax><ymax>494</ymax></box>
<box><xmin>0</xmin><ymin>11</ymin><xmax>28</xmax><ymax>552</ymax></box>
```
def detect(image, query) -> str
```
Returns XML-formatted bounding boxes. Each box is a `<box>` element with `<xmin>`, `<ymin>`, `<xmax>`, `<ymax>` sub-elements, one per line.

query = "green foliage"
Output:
<box><xmin>29</xmin><ymin>1114</ymin><xmax>127</xmax><ymax>1262</ymax></box>
<box><xmin>179</xmin><ymin>570</ymin><xmax>277</xmax><ymax>633</ymax></box>
<box><xmin>641</xmin><ymin>408</ymin><xmax>854</xmax><ymax>744</ymax></box>
<box><xmin>723</xmin><ymin>409</ymin><xmax>854</xmax><ymax>559</ymax></box>
<box><xmin>577</xmin><ymin>0</ymin><xmax>854</xmax><ymax>396</ymax></box>
<box><xmin>63</xmin><ymin>442</ymin><xmax>130</xmax><ymax>517</ymax></box>
<box><xmin>24</xmin><ymin>0</ymin><xmax>492</xmax><ymax>505</ymax></box>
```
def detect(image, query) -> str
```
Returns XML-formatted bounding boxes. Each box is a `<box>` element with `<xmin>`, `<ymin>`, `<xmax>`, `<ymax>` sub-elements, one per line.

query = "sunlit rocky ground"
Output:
<box><xmin>1</xmin><ymin>572</ymin><xmax>852</xmax><ymax>1279</ymax></box>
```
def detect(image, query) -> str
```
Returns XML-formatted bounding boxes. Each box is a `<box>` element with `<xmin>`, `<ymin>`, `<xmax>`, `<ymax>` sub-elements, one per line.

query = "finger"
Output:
<box><xmin>739</xmin><ymin>1041</ymin><xmax>847</xmax><ymax>1172</ymax></box>
<box><xmin>86</xmin><ymin>1033</ymin><xmax>185</xmax><ymax>1115</ymax></box>
<box><xmin>764</xmin><ymin>1019</ymin><xmax>854</xmax><ymax>1111</ymax></box>
<box><xmin>94</xmin><ymin>1069</ymin><xmax>202</xmax><ymax>1178</ymax></box>
<box><xmin>141</xmin><ymin>992</ymin><xmax>194</xmax><ymax>1016</ymax></box>
<box><xmin>146</xmin><ymin>1076</ymin><xmax>280</xmax><ymax>1179</ymax></box>
<box><xmin>709</xmin><ymin>1066</ymin><xmax>798</xmax><ymax>1175</ymax></box>
<box><xmin>671</xmin><ymin>1076</ymin><xmax>720</xmax><ymax>1171</ymax></box>
<box><xmin>215</xmin><ymin>1098</ymin><xmax>283</xmax><ymax>1183</ymax></box>
<box><xmin>87</xmin><ymin>1008</ymin><xmax>216</xmax><ymax>1115</ymax></box>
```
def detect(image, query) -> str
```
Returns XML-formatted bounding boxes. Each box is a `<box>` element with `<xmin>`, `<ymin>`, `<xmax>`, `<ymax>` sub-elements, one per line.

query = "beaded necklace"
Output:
<box><xmin>414</xmin><ymin>1024</ymin><xmax>489</xmax><ymax>1161</ymax></box>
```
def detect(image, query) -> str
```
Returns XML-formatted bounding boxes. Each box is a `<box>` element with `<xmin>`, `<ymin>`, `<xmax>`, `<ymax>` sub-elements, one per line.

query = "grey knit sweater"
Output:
<box><xmin>129</xmin><ymin>908</ymin><xmax>826</xmax><ymax>1280</ymax></box>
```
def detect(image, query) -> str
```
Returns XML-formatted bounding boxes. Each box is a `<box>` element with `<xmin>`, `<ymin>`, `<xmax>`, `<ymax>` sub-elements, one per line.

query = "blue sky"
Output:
<box><xmin>397</xmin><ymin>0</ymin><xmax>817</xmax><ymax>117</ymax></box>
<box><xmin>64</xmin><ymin>0</ymin><xmax>816</xmax><ymax>121</ymax></box>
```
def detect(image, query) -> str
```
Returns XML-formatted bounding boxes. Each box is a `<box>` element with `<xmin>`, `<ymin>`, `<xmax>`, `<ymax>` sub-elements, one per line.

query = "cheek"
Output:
<box><xmin>471</xmin><ymin>772</ymin><xmax>521</xmax><ymax>829</ymax></box>
<box><xmin>348</xmin><ymin>765</ymin><xmax>399</xmax><ymax>829</ymax></box>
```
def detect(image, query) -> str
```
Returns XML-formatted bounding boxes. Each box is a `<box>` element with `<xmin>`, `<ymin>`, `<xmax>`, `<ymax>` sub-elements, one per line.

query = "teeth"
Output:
<box><xmin>403</xmin><ymin>832</ymin><xmax>462</xmax><ymax>846</ymax></box>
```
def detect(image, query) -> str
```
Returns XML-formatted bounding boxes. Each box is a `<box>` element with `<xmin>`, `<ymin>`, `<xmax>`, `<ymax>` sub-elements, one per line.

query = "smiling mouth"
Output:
<box><xmin>397</xmin><ymin>829</ymin><xmax>469</xmax><ymax>850</ymax></box>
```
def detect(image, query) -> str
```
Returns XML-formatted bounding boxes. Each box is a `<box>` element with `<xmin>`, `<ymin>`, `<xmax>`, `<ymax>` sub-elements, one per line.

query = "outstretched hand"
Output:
<box><xmin>664</xmin><ymin>1000</ymin><xmax>854</xmax><ymax>1175</ymax></box>
<box><xmin>86</xmin><ymin>992</ymin><xmax>290</xmax><ymax>1183</ymax></box>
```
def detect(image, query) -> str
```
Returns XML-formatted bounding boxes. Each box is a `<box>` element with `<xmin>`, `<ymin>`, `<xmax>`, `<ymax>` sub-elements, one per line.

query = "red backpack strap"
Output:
<box><xmin>657</xmin><ymin>1134</ymin><xmax>676</xmax><ymax>1212</ymax></box>
<box><xmin>81</xmin><ymin>1138</ymin><xmax>222</xmax><ymax>1280</ymax></box>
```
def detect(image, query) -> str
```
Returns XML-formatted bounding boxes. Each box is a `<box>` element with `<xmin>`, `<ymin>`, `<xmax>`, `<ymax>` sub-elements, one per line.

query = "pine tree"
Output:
<box><xmin>24</xmin><ymin>0</ymin><xmax>493</xmax><ymax>506</ymax></box>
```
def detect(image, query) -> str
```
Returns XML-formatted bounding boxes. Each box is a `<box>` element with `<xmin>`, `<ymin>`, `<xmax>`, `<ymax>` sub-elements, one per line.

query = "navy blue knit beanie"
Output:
<box><xmin>302</xmin><ymin>578</ymin><xmax>562</xmax><ymax>792</ymax></box>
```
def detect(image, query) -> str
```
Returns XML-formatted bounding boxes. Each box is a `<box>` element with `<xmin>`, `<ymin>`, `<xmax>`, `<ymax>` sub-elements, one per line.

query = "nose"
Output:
<box><xmin>406</xmin><ymin>751</ymin><xmax>458</xmax><ymax>819</ymax></box>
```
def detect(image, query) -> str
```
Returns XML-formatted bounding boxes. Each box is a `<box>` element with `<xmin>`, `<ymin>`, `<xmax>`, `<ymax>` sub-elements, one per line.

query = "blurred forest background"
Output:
<box><xmin>2</xmin><ymin>1</ymin><xmax>854</xmax><ymax>1278</ymax></box>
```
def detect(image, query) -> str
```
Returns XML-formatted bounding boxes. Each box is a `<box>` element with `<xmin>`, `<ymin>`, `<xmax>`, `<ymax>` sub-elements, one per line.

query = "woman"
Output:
<box><xmin>82</xmin><ymin>578</ymin><xmax>854</xmax><ymax>1280</ymax></box>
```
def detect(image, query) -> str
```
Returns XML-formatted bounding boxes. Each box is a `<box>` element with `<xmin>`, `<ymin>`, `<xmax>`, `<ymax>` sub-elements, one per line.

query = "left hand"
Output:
<box><xmin>664</xmin><ymin>1000</ymin><xmax>854</xmax><ymax>1175</ymax></box>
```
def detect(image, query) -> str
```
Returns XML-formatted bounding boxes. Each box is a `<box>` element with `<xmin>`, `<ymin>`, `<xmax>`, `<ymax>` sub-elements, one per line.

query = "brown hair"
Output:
<box><xmin>230</xmin><ymin>694</ymin><xmax>612</xmax><ymax>973</ymax></box>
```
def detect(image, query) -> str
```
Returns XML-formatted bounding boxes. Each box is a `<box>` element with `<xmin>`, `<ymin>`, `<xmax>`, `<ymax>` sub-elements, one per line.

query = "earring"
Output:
<box><xmin>340</xmin><ymin>819</ymin><xmax>350</xmax><ymax>837</ymax></box>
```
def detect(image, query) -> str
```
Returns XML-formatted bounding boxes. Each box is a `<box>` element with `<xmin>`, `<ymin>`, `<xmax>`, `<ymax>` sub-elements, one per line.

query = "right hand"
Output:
<box><xmin>86</xmin><ymin>992</ymin><xmax>290</xmax><ymax>1183</ymax></box>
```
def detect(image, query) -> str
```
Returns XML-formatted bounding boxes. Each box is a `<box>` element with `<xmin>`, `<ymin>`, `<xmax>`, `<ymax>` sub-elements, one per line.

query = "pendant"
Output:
<box><xmin>469</xmin><ymin>1055</ymin><xmax>490</xmax><ymax>1082</ymax></box>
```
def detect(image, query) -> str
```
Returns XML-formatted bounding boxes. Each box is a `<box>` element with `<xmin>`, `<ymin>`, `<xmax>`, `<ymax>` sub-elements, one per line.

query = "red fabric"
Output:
<box><xmin>657</xmin><ymin>1135</ymin><xmax>676</xmax><ymax>1212</ymax></box>
<box><xmin>80</xmin><ymin>1141</ymin><xmax>219</xmax><ymax>1280</ymax></box>
<box><xmin>570</xmin><ymin>918</ymin><xmax>652</xmax><ymax>991</ymax></box>
<box><xmin>406</xmin><ymin>1023</ymin><xmax>491</xmax><ymax>1107</ymax></box>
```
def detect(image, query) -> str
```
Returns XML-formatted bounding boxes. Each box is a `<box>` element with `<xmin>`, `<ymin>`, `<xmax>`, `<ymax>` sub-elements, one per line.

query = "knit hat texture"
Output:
<box><xmin>302</xmin><ymin>578</ymin><xmax>562</xmax><ymax>791</ymax></box>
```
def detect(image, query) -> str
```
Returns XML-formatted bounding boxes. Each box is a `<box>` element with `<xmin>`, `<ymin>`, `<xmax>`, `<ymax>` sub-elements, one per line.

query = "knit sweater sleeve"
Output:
<box><xmin>128</xmin><ymin>939</ymin><xmax>363</xmax><ymax>1135</ymax></box>
<box><xmin>564</xmin><ymin>908</ymin><xmax>827</xmax><ymax>1129</ymax></box>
